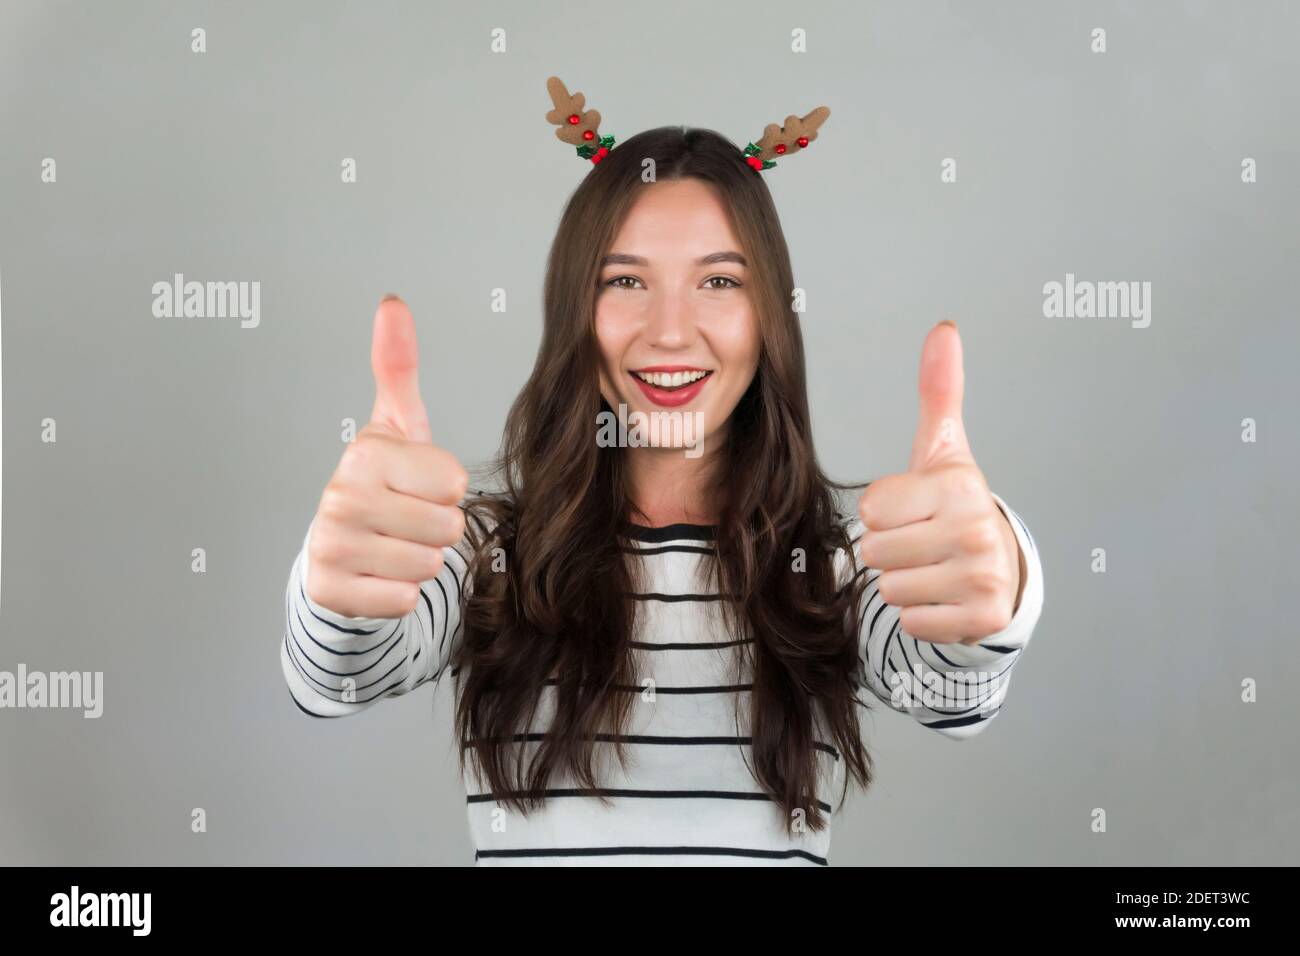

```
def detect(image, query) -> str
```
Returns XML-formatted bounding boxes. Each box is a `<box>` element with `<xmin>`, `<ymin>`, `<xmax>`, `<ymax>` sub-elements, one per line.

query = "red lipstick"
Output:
<box><xmin>629</xmin><ymin>366</ymin><xmax>714</xmax><ymax>408</ymax></box>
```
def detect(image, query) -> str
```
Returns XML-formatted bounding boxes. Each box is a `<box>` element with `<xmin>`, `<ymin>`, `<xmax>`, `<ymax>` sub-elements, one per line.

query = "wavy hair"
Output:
<box><xmin>452</xmin><ymin>125</ymin><xmax>873</xmax><ymax>833</ymax></box>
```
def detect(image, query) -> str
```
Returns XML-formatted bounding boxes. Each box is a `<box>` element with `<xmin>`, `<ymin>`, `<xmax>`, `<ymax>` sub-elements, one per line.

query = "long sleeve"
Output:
<box><xmin>280</xmin><ymin>517</ymin><xmax>474</xmax><ymax>718</ymax></box>
<box><xmin>842</xmin><ymin>491</ymin><xmax>1044</xmax><ymax>739</ymax></box>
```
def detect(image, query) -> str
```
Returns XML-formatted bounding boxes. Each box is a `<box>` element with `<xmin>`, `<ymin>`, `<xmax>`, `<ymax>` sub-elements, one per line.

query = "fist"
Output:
<box><xmin>306</xmin><ymin>295</ymin><xmax>469</xmax><ymax>620</ymax></box>
<box><xmin>858</xmin><ymin>321</ymin><xmax>1023</xmax><ymax>645</ymax></box>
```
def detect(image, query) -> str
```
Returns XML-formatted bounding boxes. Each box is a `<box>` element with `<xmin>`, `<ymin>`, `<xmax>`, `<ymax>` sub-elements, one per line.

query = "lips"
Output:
<box><xmin>628</xmin><ymin>366</ymin><xmax>714</xmax><ymax>408</ymax></box>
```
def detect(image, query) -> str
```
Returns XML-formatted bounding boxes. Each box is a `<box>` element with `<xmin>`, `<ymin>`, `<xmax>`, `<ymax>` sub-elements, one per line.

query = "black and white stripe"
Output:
<box><xmin>281</xmin><ymin>493</ymin><xmax>1043</xmax><ymax>864</ymax></box>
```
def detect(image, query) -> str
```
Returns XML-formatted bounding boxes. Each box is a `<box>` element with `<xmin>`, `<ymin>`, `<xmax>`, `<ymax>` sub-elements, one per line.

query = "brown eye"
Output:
<box><xmin>604</xmin><ymin>275</ymin><xmax>643</xmax><ymax>290</ymax></box>
<box><xmin>704</xmin><ymin>276</ymin><xmax>741</xmax><ymax>290</ymax></box>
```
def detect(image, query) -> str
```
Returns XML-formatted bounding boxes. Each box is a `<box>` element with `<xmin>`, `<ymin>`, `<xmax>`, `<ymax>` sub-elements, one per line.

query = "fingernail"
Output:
<box><xmin>939</xmin><ymin>319</ymin><xmax>957</xmax><ymax>329</ymax></box>
<box><xmin>381</xmin><ymin>293</ymin><xmax>404</xmax><ymax>303</ymax></box>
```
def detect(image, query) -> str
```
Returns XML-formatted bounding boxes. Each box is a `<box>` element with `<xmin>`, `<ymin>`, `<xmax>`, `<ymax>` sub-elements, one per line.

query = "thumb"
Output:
<box><xmin>368</xmin><ymin>294</ymin><xmax>434</xmax><ymax>444</ymax></box>
<box><xmin>908</xmin><ymin>320</ymin><xmax>972</xmax><ymax>471</ymax></box>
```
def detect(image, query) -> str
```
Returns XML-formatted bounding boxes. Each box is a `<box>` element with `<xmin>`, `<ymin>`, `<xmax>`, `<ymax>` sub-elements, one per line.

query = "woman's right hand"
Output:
<box><xmin>305</xmin><ymin>295</ymin><xmax>469</xmax><ymax>620</ymax></box>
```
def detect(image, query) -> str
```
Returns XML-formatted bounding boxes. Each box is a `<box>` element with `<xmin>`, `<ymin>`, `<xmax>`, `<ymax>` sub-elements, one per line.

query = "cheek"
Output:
<box><xmin>713</xmin><ymin>309</ymin><xmax>761</xmax><ymax>380</ymax></box>
<box><xmin>595</xmin><ymin>290</ymin><xmax>645</xmax><ymax>335</ymax></box>
<box><xmin>703</xmin><ymin>310</ymin><xmax>761</xmax><ymax>421</ymax></box>
<box><xmin>594</xmin><ymin>309</ymin><xmax>631</xmax><ymax>400</ymax></box>
<box><xmin>593</xmin><ymin>308</ymin><xmax>615</xmax><ymax>357</ymax></box>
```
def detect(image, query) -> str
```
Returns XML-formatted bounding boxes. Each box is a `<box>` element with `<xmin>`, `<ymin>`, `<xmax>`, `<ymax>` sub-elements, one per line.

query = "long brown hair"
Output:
<box><xmin>452</xmin><ymin>125</ymin><xmax>873</xmax><ymax>833</ymax></box>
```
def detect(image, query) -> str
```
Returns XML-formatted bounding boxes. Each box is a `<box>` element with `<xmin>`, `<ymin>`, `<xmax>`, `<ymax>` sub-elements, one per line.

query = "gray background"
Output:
<box><xmin>1</xmin><ymin>0</ymin><xmax>1296</xmax><ymax>865</ymax></box>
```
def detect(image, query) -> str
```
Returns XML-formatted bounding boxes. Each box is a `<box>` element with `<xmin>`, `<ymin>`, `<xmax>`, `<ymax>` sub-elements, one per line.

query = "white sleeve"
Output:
<box><xmin>842</xmin><ymin>491</ymin><xmax>1045</xmax><ymax>739</ymax></box>
<box><xmin>280</xmin><ymin>517</ymin><xmax>473</xmax><ymax>718</ymax></box>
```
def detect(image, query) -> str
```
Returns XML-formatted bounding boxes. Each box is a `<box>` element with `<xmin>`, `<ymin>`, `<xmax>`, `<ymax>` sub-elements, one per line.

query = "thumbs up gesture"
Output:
<box><xmin>857</xmin><ymin>321</ymin><xmax>1024</xmax><ymax>645</ymax></box>
<box><xmin>305</xmin><ymin>295</ymin><xmax>470</xmax><ymax>619</ymax></box>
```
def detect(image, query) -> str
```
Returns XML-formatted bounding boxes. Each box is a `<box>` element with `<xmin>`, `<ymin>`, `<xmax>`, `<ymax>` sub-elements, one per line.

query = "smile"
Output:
<box><xmin>628</xmin><ymin>367</ymin><xmax>715</xmax><ymax>407</ymax></box>
<box><xmin>630</xmin><ymin>369</ymin><xmax>712</xmax><ymax>389</ymax></box>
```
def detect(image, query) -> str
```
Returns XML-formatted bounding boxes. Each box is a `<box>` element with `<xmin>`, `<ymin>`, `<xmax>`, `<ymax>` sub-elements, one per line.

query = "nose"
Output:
<box><xmin>643</xmin><ymin>285</ymin><xmax>698</xmax><ymax>350</ymax></box>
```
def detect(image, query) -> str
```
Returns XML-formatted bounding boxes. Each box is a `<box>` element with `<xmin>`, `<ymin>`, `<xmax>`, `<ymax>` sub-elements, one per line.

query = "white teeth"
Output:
<box><xmin>633</xmin><ymin>370</ymin><xmax>709</xmax><ymax>388</ymax></box>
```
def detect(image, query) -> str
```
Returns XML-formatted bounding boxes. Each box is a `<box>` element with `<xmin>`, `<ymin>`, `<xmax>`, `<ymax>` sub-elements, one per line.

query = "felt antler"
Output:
<box><xmin>545</xmin><ymin>76</ymin><xmax>616</xmax><ymax>164</ymax></box>
<box><xmin>742</xmin><ymin>106</ymin><xmax>831</xmax><ymax>171</ymax></box>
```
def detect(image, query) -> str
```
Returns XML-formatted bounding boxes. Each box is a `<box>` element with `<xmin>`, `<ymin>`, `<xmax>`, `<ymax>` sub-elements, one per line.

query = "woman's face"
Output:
<box><xmin>594</xmin><ymin>178</ymin><xmax>761</xmax><ymax>453</ymax></box>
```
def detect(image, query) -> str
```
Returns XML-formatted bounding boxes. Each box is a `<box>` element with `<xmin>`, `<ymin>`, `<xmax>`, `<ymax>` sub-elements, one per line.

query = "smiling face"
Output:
<box><xmin>594</xmin><ymin>177</ymin><xmax>761</xmax><ymax>452</ymax></box>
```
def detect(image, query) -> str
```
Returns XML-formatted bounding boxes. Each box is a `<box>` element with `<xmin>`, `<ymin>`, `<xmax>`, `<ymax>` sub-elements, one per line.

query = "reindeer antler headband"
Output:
<box><xmin>544</xmin><ymin>75</ymin><xmax>830</xmax><ymax>173</ymax></box>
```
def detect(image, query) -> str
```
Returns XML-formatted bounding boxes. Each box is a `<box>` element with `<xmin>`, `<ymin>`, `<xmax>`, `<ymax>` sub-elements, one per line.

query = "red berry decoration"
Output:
<box><xmin>797</xmin><ymin>136</ymin><xmax>809</xmax><ymax>148</ymax></box>
<box><xmin>775</xmin><ymin>143</ymin><xmax>787</xmax><ymax>154</ymax></box>
<box><xmin>548</xmin><ymin>78</ymin><xmax>619</xmax><ymax>169</ymax></box>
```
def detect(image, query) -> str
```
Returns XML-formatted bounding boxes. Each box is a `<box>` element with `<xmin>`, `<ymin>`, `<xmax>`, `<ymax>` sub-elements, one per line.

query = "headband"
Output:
<box><xmin>544</xmin><ymin>76</ymin><xmax>830</xmax><ymax>173</ymax></box>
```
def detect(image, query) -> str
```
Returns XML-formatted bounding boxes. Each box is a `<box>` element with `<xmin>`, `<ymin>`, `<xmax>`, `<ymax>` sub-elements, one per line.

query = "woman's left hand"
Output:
<box><xmin>857</xmin><ymin>321</ymin><xmax>1025</xmax><ymax>646</ymax></box>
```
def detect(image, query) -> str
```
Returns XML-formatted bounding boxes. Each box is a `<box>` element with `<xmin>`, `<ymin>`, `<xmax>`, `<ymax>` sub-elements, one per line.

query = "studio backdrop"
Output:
<box><xmin>0</xmin><ymin>0</ymin><xmax>1296</xmax><ymax>865</ymax></box>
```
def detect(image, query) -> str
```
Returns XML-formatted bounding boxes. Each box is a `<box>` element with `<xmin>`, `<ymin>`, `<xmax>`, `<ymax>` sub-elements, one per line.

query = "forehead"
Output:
<box><xmin>609</xmin><ymin>179</ymin><xmax>741</xmax><ymax>255</ymax></box>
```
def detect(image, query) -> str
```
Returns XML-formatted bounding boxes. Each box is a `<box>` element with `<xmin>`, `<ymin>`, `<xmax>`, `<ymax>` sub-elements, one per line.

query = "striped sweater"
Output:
<box><xmin>280</xmin><ymin>492</ymin><xmax>1044</xmax><ymax>865</ymax></box>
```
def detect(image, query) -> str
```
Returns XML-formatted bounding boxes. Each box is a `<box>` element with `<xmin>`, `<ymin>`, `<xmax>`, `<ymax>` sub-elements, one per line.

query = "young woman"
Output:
<box><xmin>281</xmin><ymin>123</ymin><xmax>1044</xmax><ymax>866</ymax></box>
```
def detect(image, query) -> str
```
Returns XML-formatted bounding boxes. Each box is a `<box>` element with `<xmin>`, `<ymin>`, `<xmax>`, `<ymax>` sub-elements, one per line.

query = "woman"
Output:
<box><xmin>281</xmin><ymin>118</ymin><xmax>1044</xmax><ymax>866</ymax></box>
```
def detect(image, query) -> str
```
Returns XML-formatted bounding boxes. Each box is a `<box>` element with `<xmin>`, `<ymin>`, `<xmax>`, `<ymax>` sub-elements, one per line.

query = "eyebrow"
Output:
<box><xmin>599</xmin><ymin>251</ymin><xmax>748</xmax><ymax>268</ymax></box>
